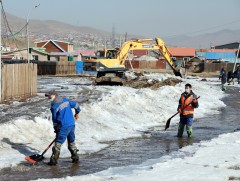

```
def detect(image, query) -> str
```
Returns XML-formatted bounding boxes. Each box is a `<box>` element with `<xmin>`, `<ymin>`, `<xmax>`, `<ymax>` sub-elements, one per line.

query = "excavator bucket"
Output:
<box><xmin>174</xmin><ymin>68</ymin><xmax>186</xmax><ymax>78</ymax></box>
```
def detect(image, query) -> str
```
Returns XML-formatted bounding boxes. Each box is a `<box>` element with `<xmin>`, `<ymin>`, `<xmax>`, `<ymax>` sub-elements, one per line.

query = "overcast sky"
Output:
<box><xmin>2</xmin><ymin>0</ymin><xmax>240</xmax><ymax>37</ymax></box>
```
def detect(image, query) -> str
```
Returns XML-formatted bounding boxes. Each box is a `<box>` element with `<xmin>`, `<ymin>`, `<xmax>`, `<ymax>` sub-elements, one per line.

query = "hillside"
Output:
<box><xmin>165</xmin><ymin>29</ymin><xmax>240</xmax><ymax>48</ymax></box>
<box><xmin>2</xmin><ymin>12</ymin><xmax>111</xmax><ymax>36</ymax></box>
<box><xmin>2</xmin><ymin>12</ymin><xmax>240</xmax><ymax>48</ymax></box>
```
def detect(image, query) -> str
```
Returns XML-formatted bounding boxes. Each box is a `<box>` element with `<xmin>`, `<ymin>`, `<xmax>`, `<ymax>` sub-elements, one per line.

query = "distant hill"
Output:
<box><xmin>2</xmin><ymin>12</ymin><xmax>111</xmax><ymax>36</ymax></box>
<box><xmin>2</xmin><ymin>12</ymin><xmax>240</xmax><ymax>48</ymax></box>
<box><xmin>164</xmin><ymin>29</ymin><xmax>240</xmax><ymax>48</ymax></box>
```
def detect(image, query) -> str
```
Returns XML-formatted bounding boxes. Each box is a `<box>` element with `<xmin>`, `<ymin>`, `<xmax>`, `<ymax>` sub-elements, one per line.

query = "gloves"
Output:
<box><xmin>192</xmin><ymin>99</ymin><xmax>197</xmax><ymax>103</ymax></box>
<box><xmin>177</xmin><ymin>108</ymin><xmax>182</xmax><ymax>114</ymax></box>
<box><xmin>74</xmin><ymin>113</ymin><xmax>80</xmax><ymax>120</ymax></box>
<box><xmin>54</xmin><ymin>126</ymin><xmax>59</xmax><ymax>133</ymax></box>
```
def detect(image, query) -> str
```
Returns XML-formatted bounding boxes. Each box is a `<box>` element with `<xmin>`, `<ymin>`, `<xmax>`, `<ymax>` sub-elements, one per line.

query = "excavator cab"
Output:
<box><xmin>96</xmin><ymin>49</ymin><xmax>118</xmax><ymax>59</ymax></box>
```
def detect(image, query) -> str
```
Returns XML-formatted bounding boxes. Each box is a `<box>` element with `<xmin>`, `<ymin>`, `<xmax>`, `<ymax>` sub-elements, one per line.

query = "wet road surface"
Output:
<box><xmin>0</xmin><ymin>82</ymin><xmax>240</xmax><ymax>180</ymax></box>
<box><xmin>0</xmin><ymin>77</ymin><xmax>103</xmax><ymax>124</ymax></box>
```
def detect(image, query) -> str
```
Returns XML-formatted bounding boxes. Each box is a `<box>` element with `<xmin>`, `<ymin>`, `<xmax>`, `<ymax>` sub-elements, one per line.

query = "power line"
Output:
<box><xmin>1</xmin><ymin>0</ymin><xmax>25</xmax><ymax>57</ymax></box>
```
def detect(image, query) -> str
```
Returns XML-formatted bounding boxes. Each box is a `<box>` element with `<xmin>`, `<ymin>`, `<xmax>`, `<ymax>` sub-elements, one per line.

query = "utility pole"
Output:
<box><xmin>27</xmin><ymin>3</ymin><xmax>40</xmax><ymax>63</ymax></box>
<box><xmin>111</xmin><ymin>25</ymin><xmax>116</xmax><ymax>48</ymax></box>
<box><xmin>233</xmin><ymin>42</ymin><xmax>240</xmax><ymax>73</ymax></box>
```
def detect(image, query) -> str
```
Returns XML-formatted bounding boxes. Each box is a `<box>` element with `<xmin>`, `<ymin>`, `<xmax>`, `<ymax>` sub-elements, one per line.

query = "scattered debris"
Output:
<box><xmin>123</xmin><ymin>77</ymin><xmax>182</xmax><ymax>89</ymax></box>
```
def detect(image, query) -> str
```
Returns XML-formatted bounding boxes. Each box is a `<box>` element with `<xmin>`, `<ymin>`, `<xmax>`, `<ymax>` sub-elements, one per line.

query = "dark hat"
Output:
<box><xmin>45</xmin><ymin>90</ymin><xmax>58</xmax><ymax>97</ymax></box>
<box><xmin>185</xmin><ymin>83</ymin><xmax>192</xmax><ymax>88</ymax></box>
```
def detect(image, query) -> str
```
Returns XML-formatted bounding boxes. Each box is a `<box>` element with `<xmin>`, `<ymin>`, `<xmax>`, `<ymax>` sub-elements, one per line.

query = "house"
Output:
<box><xmin>35</xmin><ymin>40</ymin><xmax>75</xmax><ymax>62</ymax></box>
<box><xmin>196</xmin><ymin>49</ymin><xmax>239</xmax><ymax>63</ymax></box>
<box><xmin>215</xmin><ymin>42</ymin><xmax>240</xmax><ymax>50</ymax></box>
<box><xmin>1</xmin><ymin>47</ymin><xmax>49</xmax><ymax>61</ymax></box>
<box><xmin>35</xmin><ymin>39</ymin><xmax>74</xmax><ymax>53</ymax></box>
<box><xmin>168</xmin><ymin>47</ymin><xmax>196</xmax><ymax>61</ymax></box>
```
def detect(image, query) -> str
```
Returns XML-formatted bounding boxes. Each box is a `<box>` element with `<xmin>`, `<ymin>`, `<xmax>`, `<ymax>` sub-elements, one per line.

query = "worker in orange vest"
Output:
<box><xmin>177</xmin><ymin>83</ymin><xmax>199</xmax><ymax>138</ymax></box>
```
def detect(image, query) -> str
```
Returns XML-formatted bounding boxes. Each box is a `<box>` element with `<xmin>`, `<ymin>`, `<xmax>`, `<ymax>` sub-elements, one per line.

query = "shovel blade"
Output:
<box><xmin>25</xmin><ymin>154</ymin><xmax>44</xmax><ymax>164</ymax></box>
<box><xmin>165</xmin><ymin>118</ymin><xmax>171</xmax><ymax>131</ymax></box>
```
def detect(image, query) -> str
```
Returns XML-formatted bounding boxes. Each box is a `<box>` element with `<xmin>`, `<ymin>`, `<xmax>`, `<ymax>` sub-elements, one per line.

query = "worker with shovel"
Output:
<box><xmin>45</xmin><ymin>90</ymin><xmax>81</xmax><ymax>165</ymax></box>
<box><xmin>177</xmin><ymin>83</ymin><xmax>199</xmax><ymax>138</ymax></box>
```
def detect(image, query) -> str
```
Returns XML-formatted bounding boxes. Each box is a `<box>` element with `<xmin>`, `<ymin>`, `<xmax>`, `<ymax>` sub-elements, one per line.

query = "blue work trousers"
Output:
<box><xmin>56</xmin><ymin>125</ymin><xmax>75</xmax><ymax>144</ymax></box>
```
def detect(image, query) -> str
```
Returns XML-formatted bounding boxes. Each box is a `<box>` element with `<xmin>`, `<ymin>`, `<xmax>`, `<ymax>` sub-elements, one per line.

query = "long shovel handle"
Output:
<box><xmin>41</xmin><ymin>138</ymin><xmax>56</xmax><ymax>156</ymax></box>
<box><xmin>170</xmin><ymin>112</ymin><xmax>179</xmax><ymax>119</ymax></box>
<box><xmin>165</xmin><ymin>96</ymin><xmax>200</xmax><ymax>131</ymax></box>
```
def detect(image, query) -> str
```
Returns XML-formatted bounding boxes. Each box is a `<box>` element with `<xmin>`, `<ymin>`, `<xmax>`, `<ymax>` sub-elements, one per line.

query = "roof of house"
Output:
<box><xmin>2</xmin><ymin>48</ymin><xmax>49</xmax><ymax>55</ymax></box>
<box><xmin>35</xmin><ymin>39</ymin><xmax>72</xmax><ymax>45</ymax></box>
<box><xmin>50</xmin><ymin>52</ymin><xmax>77</xmax><ymax>56</ymax></box>
<box><xmin>168</xmin><ymin>47</ymin><xmax>195</xmax><ymax>57</ymax></box>
<box><xmin>76</xmin><ymin>50</ymin><xmax>95</xmax><ymax>56</ymax></box>
<box><xmin>207</xmin><ymin>49</ymin><xmax>237</xmax><ymax>53</ymax></box>
<box><xmin>41</xmin><ymin>39</ymin><xmax>66</xmax><ymax>52</ymax></box>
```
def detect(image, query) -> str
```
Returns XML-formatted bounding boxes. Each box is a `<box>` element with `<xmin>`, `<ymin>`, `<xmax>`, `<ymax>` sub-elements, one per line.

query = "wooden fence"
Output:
<box><xmin>203</xmin><ymin>63</ymin><xmax>235</xmax><ymax>72</ymax></box>
<box><xmin>37</xmin><ymin>61</ymin><xmax>76</xmax><ymax>75</ymax></box>
<box><xmin>1</xmin><ymin>63</ymin><xmax>37</xmax><ymax>102</ymax></box>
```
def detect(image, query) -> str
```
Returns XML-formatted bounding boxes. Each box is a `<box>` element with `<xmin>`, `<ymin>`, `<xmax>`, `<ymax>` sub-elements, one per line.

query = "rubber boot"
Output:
<box><xmin>186</xmin><ymin>126</ymin><xmax>193</xmax><ymax>138</ymax></box>
<box><xmin>221</xmin><ymin>84</ymin><xmax>226</xmax><ymax>91</ymax></box>
<box><xmin>49</xmin><ymin>142</ymin><xmax>62</xmax><ymax>166</ymax></box>
<box><xmin>177</xmin><ymin>123</ymin><xmax>184</xmax><ymax>137</ymax></box>
<box><xmin>68</xmin><ymin>142</ymin><xmax>79</xmax><ymax>163</ymax></box>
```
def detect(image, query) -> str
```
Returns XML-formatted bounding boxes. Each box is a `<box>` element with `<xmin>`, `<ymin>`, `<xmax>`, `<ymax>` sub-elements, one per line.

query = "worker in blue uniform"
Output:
<box><xmin>45</xmin><ymin>90</ymin><xmax>81</xmax><ymax>165</ymax></box>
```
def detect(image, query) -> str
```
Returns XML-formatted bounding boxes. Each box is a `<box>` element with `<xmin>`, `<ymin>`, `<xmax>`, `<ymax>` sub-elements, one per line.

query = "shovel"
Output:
<box><xmin>25</xmin><ymin>138</ymin><xmax>56</xmax><ymax>164</ymax></box>
<box><xmin>165</xmin><ymin>96</ymin><xmax>200</xmax><ymax>131</ymax></box>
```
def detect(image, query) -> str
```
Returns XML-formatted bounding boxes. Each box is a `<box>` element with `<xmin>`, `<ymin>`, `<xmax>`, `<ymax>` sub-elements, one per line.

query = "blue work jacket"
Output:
<box><xmin>50</xmin><ymin>97</ymin><xmax>81</xmax><ymax>128</ymax></box>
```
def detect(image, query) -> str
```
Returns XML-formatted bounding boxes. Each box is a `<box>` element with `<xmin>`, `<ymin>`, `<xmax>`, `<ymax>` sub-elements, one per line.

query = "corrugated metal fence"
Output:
<box><xmin>1</xmin><ymin>63</ymin><xmax>37</xmax><ymax>102</ymax></box>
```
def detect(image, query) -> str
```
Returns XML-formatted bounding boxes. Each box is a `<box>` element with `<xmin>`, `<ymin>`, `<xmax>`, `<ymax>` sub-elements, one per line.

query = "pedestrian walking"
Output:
<box><xmin>177</xmin><ymin>83</ymin><xmax>199</xmax><ymax>138</ymax></box>
<box><xmin>45</xmin><ymin>90</ymin><xmax>81</xmax><ymax>165</ymax></box>
<box><xmin>227</xmin><ymin>71</ymin><xmax>234</xmax><ymax>85</ymax></box>
<box><xmin>219</xmin><ymin>67</ymin><xmax>227</xmax><ymax>91</ymax></box>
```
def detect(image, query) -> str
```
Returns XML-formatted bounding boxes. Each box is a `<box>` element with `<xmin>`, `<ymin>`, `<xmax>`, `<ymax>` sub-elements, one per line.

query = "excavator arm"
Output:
<box><xmin>155</xmin><ymin>38</ymin><xmax>185</xmax><ymax>77</ymax></box>
<box><xmin>117</xmin><ymin>38</ymin><xmax>185</xmax><ymax>77</ymax></box>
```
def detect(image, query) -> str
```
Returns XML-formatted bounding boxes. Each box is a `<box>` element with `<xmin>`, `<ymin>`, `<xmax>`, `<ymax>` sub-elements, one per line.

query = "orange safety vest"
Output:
<box><xmin>180</xmin><ymin>94</ymin><xmax>194</xmax><ymax>115</ymax></box>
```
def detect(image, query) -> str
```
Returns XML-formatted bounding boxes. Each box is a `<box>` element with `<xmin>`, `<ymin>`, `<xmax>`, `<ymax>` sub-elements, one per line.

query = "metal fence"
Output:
<box><xmin>1</xmin><ymin>63</ymin><xmax>37</xmax><ymax>102</ymax></box>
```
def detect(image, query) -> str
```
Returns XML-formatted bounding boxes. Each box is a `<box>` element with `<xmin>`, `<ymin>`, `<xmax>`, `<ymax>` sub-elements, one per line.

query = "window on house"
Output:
<box><xmin>32</xmin><ymin>55</ymin><xmax>39</xmax><ymax>60</ymax></box>
<box><xmin>55</xmin><ymin>56</ymin><xmax>60</xmax><ymax>61</ymax></box>
<box><xmin>183</xmin><ymin>57</ymin><xmax>190</xmax><ymax>61</ymax></box>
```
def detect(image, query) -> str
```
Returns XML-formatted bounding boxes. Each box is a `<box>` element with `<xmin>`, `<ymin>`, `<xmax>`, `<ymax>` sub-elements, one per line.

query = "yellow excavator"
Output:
<box><xmin>83</xmin><ymin>38</ymin><xmax>185</xmax><ymax>85</ymax></box>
